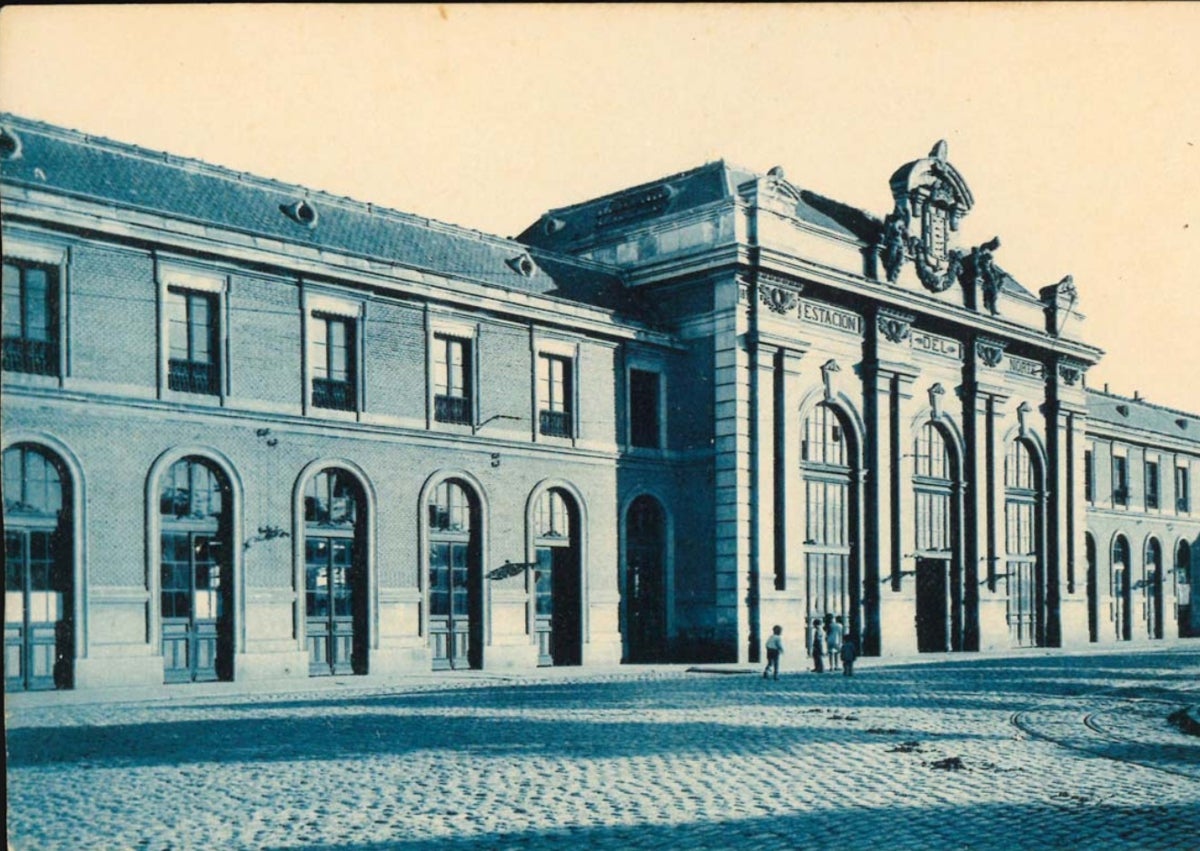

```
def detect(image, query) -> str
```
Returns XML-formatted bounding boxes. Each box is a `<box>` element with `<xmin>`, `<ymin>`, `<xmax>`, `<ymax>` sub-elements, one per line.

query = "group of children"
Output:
<box><xmin>762</xmin><ymin>614</ymin><xmax>857</xmax><ymax>680</ymax></box>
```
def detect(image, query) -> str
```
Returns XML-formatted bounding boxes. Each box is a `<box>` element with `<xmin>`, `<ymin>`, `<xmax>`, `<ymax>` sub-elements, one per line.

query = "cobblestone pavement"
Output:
<box><xmin>7</xmin><ymin>649</ymin><xmax>1200</xmax><ymax>850</ymax></box>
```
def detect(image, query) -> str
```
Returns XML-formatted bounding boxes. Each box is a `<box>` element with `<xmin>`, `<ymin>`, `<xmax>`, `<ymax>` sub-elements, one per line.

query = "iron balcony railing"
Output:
<box><xmin>2</xmin><ymin>337</ymin><xmax>59</xmax><ymax>376</ymax></box>
<box><xmin>312</xmin><ymin>378</ymin><xmax>355</xmax><ymax>411</ymax></box>
<box><xmin>168</xmin><ymin>358</ymin><xmax>220</xmax><ymax>395</ymax></box>
<box><xmin>434</xmin><ymin>394</ymin><xmax>472</xmax><ymax>425</ymax></box>
<box><xmin>539</xmin><ymin>409</ymin><xmax>572</xmax><ymax>438</ymax></box>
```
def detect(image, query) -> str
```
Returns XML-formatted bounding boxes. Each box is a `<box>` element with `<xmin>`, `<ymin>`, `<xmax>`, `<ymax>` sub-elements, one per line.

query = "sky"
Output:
<box><xmin>1</xmin><ymin>4</ymin><xmax>1197</xmax><ymax>412</ymax></box>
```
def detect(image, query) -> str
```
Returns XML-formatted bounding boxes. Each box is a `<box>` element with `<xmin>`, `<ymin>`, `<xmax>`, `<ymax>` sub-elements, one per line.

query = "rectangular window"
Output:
<box><xmin>1084</xmin><ymin>450</ymin><xmax>1094</xmax><ymax>503</ymax></box>
<box><xmin>433</xmin><ymin>335</ymin><xmax>472</xmax><ymax>425</ymax></box>
<box><xmin>629</xmin><ymin>369</ymin><xmax>661</xmax><ymax>449</ymax></box>
<box><xmin>2</xmin><ymin>259</ymin><xmax>59</xmax><ymax>376</ymax></box>
<box><xmin>1145</xmin><ymin>461</ymin><xmax>1160</xmax><ymax>510</ymax></box>
<box><xmin>1178</xmin><ymin>467</ymin><xmax>1191</xmax><ymax>514</ymax></box>
<box><xmin>537</xmin><ymin>353</ymin><xmax>573</xmax><ymax>437</ymax></box>
<box><xmin>166</xmin><ymin>288</ymin><xmax>219</xmax><ymax>394</ymax></box>
<box><xmin>1113</xmin><ymin>456</ymin><xmax>1128</xmax><ymax>507</ymax></box>
<box><xmin>312</xmin><ymin>313</ymin><xmax>355</xmax><ymax>410</ymax></box>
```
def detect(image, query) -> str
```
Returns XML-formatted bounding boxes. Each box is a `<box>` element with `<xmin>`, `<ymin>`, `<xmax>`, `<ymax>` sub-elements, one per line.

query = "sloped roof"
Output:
<box><xmin>0</xmin><ymin>114</ymin><xmax>638</xmax><ymax>314</ymax></box>
<box><xmin>1087</xmin><ymin>389</ymin><xmax>1200</xmax><ymax>442</ymax></box>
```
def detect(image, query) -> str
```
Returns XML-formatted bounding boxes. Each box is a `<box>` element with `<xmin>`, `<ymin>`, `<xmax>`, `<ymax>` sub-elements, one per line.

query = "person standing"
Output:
<box><xmin>840</xmin><ymin>634</ymin><xmax>858</xmax><ymax>676</ymax></box>
<box><xmin>763</xmin><ymin>625</ymin><xmax>784</xmax><ymax>680</ymax></box>
<box><xmin>827</xmin><ymin>615</ymin><xmax>845</xmax><ymax>672</ymax></box>
<box><xmin>810</xmin><ymin>619</ymin><xmax>825</xmax><ymax>673</ymax></box>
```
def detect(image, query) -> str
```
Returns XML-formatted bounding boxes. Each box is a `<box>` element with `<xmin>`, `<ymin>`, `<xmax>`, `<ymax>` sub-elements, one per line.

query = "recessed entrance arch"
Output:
<box><xmin>1144</xmin><ymin>538</ymin><xmax>1163</xmax><ymax>640</ymax></box>
<box><xmin>1177</xmin><ymin>540</ymin><xmax>1193</xmax><ymax>638</ymax></box>
<box><xmin>1004</xmin><ymin>438</ymin><xmax>1046</xmax><ymax>648</ymax></box>
<box><xmin>913</xmin><ymin>421</ymin><xmax>964</xmax><ymax>653</ymax></box>
<box><xmin>625</xmin><ymin>494</ymin><xmax>667</xmax><ymax>663</ymax></box>
<box><xmin>4</xmin><ymin>443</ymin><xmax>74</xmax><ymax>692</ymax></box>
<box><xmin>1112</xmin><ymin>535</ymin><xmax>1132</xmax><ymax>642</ymax></box>
<box><xmin>302</xmin><ymin>467</ymin><xmax>368</xmax><ymax>676</ymax></box>
<box><xmin>426</xmin><ymin>478</ymin><xmax>483</xmax><ymax>671</ymax></box>
<box><xmin>158</xmin><ymin>456</ymin><xmax>234</xmax><ymax>683</ymax></box>
<box><xmin>532</xmin><ymin>487</ymin><xmax>582</xmax><ymax>667</ymax></box>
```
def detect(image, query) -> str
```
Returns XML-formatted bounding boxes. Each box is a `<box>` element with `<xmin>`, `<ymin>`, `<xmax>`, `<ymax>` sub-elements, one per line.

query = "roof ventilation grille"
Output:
<box><xmin>281</xmin><ymin>199</ymin><xmax>318</xmax><ymax>228</ymax></box>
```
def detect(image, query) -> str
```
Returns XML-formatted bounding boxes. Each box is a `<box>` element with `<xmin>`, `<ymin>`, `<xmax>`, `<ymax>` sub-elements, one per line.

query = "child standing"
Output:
<box><xmin>840</xmin><ymin>635</ymin><xmax>858</xmax><ymax>676</ymax></box>
<box><xmin>763</xmin><ymin>625</ymin><xmax>784</xmax><ymax>680</ymax></box>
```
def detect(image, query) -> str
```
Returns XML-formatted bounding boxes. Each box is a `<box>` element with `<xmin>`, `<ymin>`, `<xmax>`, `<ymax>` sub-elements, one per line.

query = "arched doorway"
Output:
<box><xmin>533</xmin><ymin>488</ymin><xmax>581</xmax><ymax>667</ymax></box>
<box><xmin>303</xmin><ymin>468</ymin><xmax>367</xmax><ymax>676</ymax></box>
<box><xmin>427</xmin><ymin>479</ymin><xmax>482</xmax><ymax>670</ymax></box>
<box><xmin>913</xmin><ymin>422</ymin><xmax>963</xmax><ymax>652</ymax></box>
<box><xmin>1085</xmin><ymin>533</ymin><xmax>1098</xmax><ymax>643</ymax></box>
<box><xmin>626</xmin><ymin>495</ymin><xmax>667</xmax><ymax>663</ymax></box>
<box><xmin>1112</xmin><ymin>535</ymin><xmax>1131</xmax><ymax>641</ymax></box>
<box><xmin>1177</xmin><ymin>540</ymin><xmax>1193</xmax><ymax>638</ymax></box>
<box><xmin>1004</xmin><ymin>439</ymin><xmax>1045</xmax><ymax>647</ymax></box>
<box><xmin>159</xmin><ymin>456</ymin><xmax>234</xmax><ymax>683</ymax></box>
<box><xmin>1144</xmin><ymin>538</ymin><xmax>1163</xmax><ymax>640</ymax></box>
<box><xmin>800</xmin><ymin>402</ymin><xmax>860</xmax><ymax>654</ymax></box>
<box><xmin>4</xmin><ymin>444</ymin><xmax>73</xmax><ymax>691</ymax></box>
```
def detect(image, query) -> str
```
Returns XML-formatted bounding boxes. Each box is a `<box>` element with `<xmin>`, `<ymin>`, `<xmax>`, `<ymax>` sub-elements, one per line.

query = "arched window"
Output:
<box><xmin>159</xmin><ymin>457</ymin><xmax>233</xmax><ymax>683</ymax></box>
<box><xmin>1144</xmin><ymin>538</ymin><xmax>1163</xmax><ymax>640</ymax></box>
<box><xmin>801</xmin><ymin>403</ymin><xmax>855</xmax><ymax>641</ymax></box>
<box><xmin>427</xmin><ymin>480</ymin><xmax>481</xmax><ymax>671</ymax></box>
<box><xmin>533</xmin><ymin>487</ymin><xmax>581</xmax><ymax>667</ymax></box>
<box><xmin>913</xmin><ymin>422</ymin><xmax>963</xmax><ymax>653</ymax></box>
<box><xmin>303</xmin><ymin>468</ymin><xmax>366</xmax><ymax>677</ymax></box>
<box><xmin>1004</xmin><ymin>439</ymin><xmax>1042</xmax><ymax>647</ymax></box>
<box><xmin>1112</xmin><ymin>535</ymin><xmax>1131</xmax><ymax>641</ymax></box>
<box><xmin>4</xmin><ymin>444</ymin><xmax>73</xmax><ymax>691</ymax></box>
<box><xmin>1177</xmin><ymin>540</ymin><xmax>1193</xmax><ymax>638</ymax></box>
<box><xmin>914</xmin><ymin>423</ymin><xmax>952</xmax><ymax>554</ymax></box>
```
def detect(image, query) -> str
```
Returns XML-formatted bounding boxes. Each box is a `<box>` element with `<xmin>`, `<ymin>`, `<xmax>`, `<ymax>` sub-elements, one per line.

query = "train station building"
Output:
<box><xmin>3</xmin><ymin>114</ymin><xmax>1197</xmax><ymax>693</ymax></box>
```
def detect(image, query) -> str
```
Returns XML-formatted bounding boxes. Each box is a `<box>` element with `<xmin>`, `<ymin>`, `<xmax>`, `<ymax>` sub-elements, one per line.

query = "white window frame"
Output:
<box><xmin>302</xmin><ymin>289</ymin><xmax>364</xmax><ymax>419</ymax></box>
<box><xmin>156</xmin><ymin>259</ymin><xmax>228</xmax><ymax>403</ymax></box>
<box><xmin>532</xmin><ymin>336</ymin><xmax>579</xmax><ymax>443</ymax></box>
<box><xmin>426</xmin><ymin>314</ymin><xmax>480</xmax><ymax>432</ymax></box>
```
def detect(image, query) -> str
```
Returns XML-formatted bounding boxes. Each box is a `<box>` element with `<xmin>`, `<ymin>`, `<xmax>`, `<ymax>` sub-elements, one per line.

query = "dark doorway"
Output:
<box><xmin>159</xmin><ymin>457</ymin><xmax>233</xmax><ymax>684</ymax></box>
<box><xmin>1177</xmin><ymin>541</ymin><xmax>1193</xmax><ymax>638</ymax></box>
<box><xmin>534</xmin><ymin>488</ymin><xmax>581</xmax><ymax>667</ymax></box>
<box><xmin>304</xmin><ymin>469</ymin><xmax>367</xmax><ymax>676</ymax></box>
<box><xmin>1113</xmin><ymin>536</ymin><xmax>1132</xmax><ymax>641</ymax></box>
<box><xmin>1086</xmin><ymin>534</ymin><xmax>1098</xmax><ymax>642</ymax></box>
<box><xmin>428</xmin><ymin>480</ymin><xmax>482</xmax><ymax>671</ymax></box>
<box><xmin>1145</xmin><ymin>539</ymin><xmax>1163</xmax><ymax>640</ymax></box>
<box><xmin>915</xmin><ymin>558</ymin><xmax>950</xmax><ymax>652</ymax></box>
<box><xmin>626</xmin><ymin>495</ymin><xmax>666</xmax><ymax>662</ymax></box>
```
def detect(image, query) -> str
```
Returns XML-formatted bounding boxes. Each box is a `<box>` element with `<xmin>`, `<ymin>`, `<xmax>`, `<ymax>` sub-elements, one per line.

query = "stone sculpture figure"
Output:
<box><xmin>879</xmin><ymin>210</ymin><xmax>910</xmax><ymax>283</ymax></box>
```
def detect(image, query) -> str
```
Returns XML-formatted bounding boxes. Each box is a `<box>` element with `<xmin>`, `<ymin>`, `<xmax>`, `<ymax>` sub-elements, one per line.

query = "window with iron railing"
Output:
<box><xmin>1178</xmin><ymin>467</ymin><xmax>1191</xmax><ymax>513</ymax></box>
<box><xmin>311</xmin><ymin>314</ymin><xmax>355</xmax><ymax>411</ymax></box>
<box><xmin>537</xmin><ymin>353</ymin><xmax>573</xmax><ymax>437</ymax></box>
<box><xmin>2</xmin><ymin>259</ymin><xmax>59</xmax><ymax>377</ymax></box>
<box><xmin>433</xmin><ymin>335</ymin><xmax>472</xmax><ymax>425</ymax></box>
<box><xmin>1145</xmin><ymin>461</ymin><xmax>1160</xmax><ymax>510</ymax></box>
<box><xmin>1113</xmin><ymin>456</ymin><xmax>1129</xmax><ymax>507</ymax></box>
<box><xmin>166</xmin><ymin>288</ymin><xmax>219</xmax><ymax>395</ymax></box>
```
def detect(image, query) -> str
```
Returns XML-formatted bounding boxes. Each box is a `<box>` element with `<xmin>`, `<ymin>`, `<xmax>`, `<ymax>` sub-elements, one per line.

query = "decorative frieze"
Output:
<box><xmin>876</xmin><ymin>308</ymin><xmax>914</xmax><ymax>344</ymax></box>
<box><xmin>758</xmin><ymin>281</ymin><xmax>800</xmax><ymax>315</ymax></box>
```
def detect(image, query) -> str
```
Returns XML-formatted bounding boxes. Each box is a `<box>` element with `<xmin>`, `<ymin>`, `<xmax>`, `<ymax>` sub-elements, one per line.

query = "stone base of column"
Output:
<box><xmin>878</xmin><ymin>591</ymin><xmax>919</xmax><ymax>656</ymax></box>
<box><xmin>977</xmin><ymin>594</ymin><xmax>1012</xmax><ymax>651</ymax></box>
<box><xmin>1058</xmin><ymin>596</ymin><xmax>1091</xmax><ymax>649</ymax></box>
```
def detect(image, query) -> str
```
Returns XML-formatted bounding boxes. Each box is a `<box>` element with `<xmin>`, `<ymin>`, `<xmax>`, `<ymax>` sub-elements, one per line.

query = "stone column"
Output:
<box><xmin>748</xmin><ymin>339</ymin><xmax>778</xmax><ymax>662</ymax></box>
<box><xmin>1048</xmin><ymin>359</ymin><xmax>1090</xmax><ymax>647</ymax></box>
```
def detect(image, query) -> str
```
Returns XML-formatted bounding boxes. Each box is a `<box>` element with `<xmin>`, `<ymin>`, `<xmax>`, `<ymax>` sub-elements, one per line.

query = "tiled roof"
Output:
<box><xmin>0</xmin><ymin>114</ymin><xmax>639</xmax><ymax>314</ymax></box>
<box><xmin>1087</xmin><ymin>389</ymin><xmax>1200</xmax><ymax>442</ymax></box>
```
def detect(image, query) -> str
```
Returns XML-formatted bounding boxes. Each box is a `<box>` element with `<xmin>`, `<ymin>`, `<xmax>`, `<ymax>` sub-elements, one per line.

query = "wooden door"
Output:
<box><xmin>161</xmin><ymin>531</ymin><xmax>227</xmax><ymax>683</ymax></box>
<box><xmin>306</xmin><ymin>536</ymin><xmax>359</xmax><ymax>676</ymax></box>
<box><xmin>5</xmin><ymin>529</ymin><xmax>68</xmax><ymax>692</ymax></box>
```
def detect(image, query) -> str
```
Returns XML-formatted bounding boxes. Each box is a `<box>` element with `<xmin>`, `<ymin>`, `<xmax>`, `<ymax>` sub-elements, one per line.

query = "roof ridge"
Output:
<box><xmin>1</xmin><ymin>111</ymin><xmax>614</xmax><ymax>270</ymax></box>
<box><xmin>1087</xmin><ymin>387</ymin><xmax>1198</xmax><ymax>420</ymax></box>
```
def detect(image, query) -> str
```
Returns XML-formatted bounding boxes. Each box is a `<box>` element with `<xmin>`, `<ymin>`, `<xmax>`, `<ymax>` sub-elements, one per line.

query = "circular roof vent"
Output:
<box><xmin>507</xmin><ymin>253</ymin><xmax>536</xmax><ymax>277</ymax></box>
<box><xmin>281</xmin><ymin>199</ymin><xmax>318</xmax><ymax>227</ymax></box>
<box><xmin>0</xmin><ymin>126</ymin><xmax>23</xmax><ymax>161</ymax></box>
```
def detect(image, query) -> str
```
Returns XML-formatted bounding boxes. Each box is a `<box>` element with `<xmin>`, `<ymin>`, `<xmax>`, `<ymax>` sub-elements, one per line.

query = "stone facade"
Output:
<box><xmin>2</xmin><ymin>117</ymin><xmax>1196</xmax><ymax>693</ymax></box>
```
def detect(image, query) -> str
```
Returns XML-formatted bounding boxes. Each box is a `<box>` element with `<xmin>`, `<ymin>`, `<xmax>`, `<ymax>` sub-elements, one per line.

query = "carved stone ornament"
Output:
<box><xmin>820</xmin><ymin>359</ymin><xmax>841</xmax><ymax>401</ymax></box>
<box><xmin>876</xmin><ymin>309</ymin><xmax>913</xmax><ymax>344</ymax></box>
<box><xmin>1016</xmin><ymin>401</ymin><xmax>1033</xmax><ymax>438</ymax></box>
<box><xmin>912</xmin><ymin>243</ymin><xmax>965</xmax><ymax>294</ymax></box>
<box><xmin>965</xmin><ymin>236</ymin><xmax>1003</xmax><ymax>316</ymax></box>
<box><xmin>1057</xmin><ymin>360</ymin><xmax>1084</xmax><ymax>387</ymax></box>
<box><xmin>758</xmin><ymin>282</ymin><xmax>800</xmax><ymax>315</ymax></box>
<box><xmin>975</xmin><ymin>337</ymin><xmax>1006</xmax><ymax>369</ymax></box>
<box><xmin>878</xmin><ymin>210</ymin><xmax>910</xmax><ymax>284</ymax></box>
<box><xmin>928</xmin><ymin>383</ymin><xmax>946</xmax><ymax>419</ymax></box>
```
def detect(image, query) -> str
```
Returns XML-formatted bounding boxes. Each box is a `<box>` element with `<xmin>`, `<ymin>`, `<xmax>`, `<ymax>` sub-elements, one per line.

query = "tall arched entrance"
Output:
<box><xmin>533</xmin><ymin>488</ymin><xmax>581</xmax><ymax>667</ymax></box>
<box><xmin>159</xmin><ymin>456</ymin><xmax>234</xmax><ymax>683</ymax></box>
<box><xmin>4</xmin><ymin>444</ymin><xmax>73</xmax><ymax>692</ymax></box>
<box><xmin>1004</xmin><ymin>439</ymin><xmax>1045</xmax><ymax>647</ymax></box>
<box><xmin>1144</xmin><ymin>538</ymin><xmax>1163</xmax><ymax>640</ymax></box>
<box><xmin>427</xmin><ymin>479</ymin><xmax>482</xmax><ymax>670</ymax></box>
<box><xmin>913</xmin><ymin>422</ymin><xmax>963</xmax><ymax>652</ymax></box>
<box><xmin>1085</xmin><ymin>533</ymin><xmax>1098</xmax><ymax>643</ymax></box>
<box><xmin>1112</xmin><ymin>535</ymin><xmax>1132</xmax><ymax>641</ymax></box>
<box><xmin>1177</xmin><ymin>540</ymin><xmax>1193</xmax><ymax>638</ymax></box>
<box><xmin>303</xmin><ymin>468</ymin><xmax>367</xmax><ymax>676</ymax></box>
<box><xmin>625</xmin><ymin>495</ymin><xmax>666</xmax><ymax>663</ymax></box>
<box><xmin>800</xmin><ymin>402</ymin><xmax>860</xmax><ymax>653</ymax></box>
